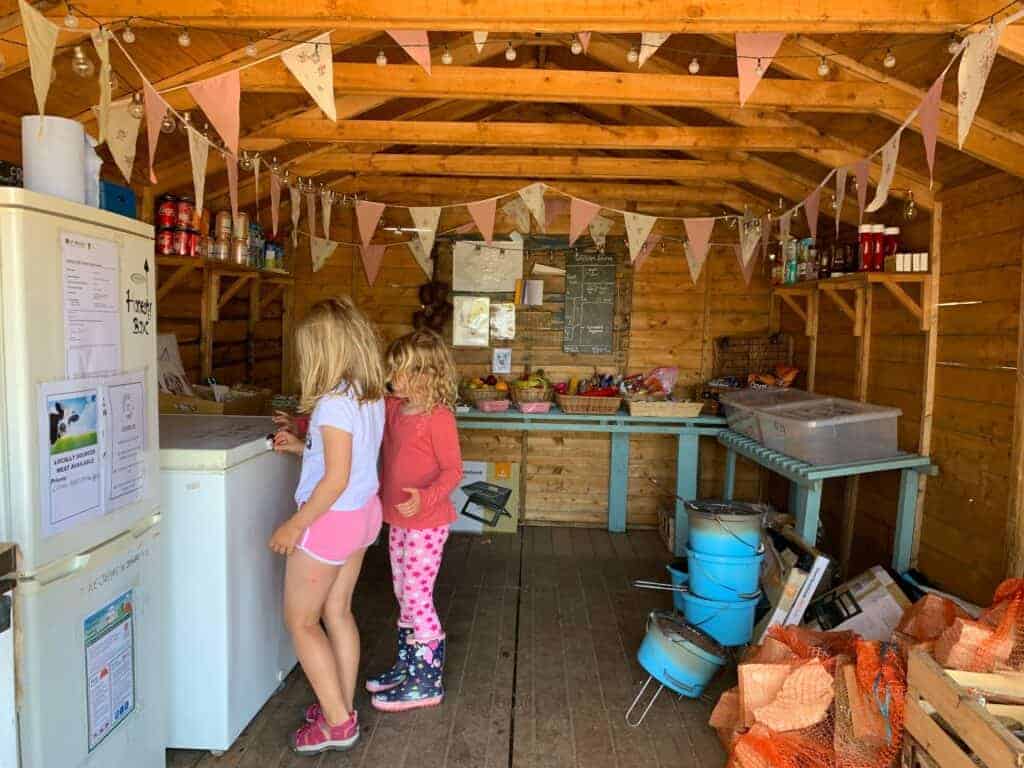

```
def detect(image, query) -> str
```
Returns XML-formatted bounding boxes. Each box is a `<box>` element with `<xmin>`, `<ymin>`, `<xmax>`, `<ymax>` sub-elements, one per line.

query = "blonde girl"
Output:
<box><xmin>270</xmin><ymin>297</ymin><xmax>385</xmax><ymax>755</ymax></box>
<box><xmin>367</xmin><ymin>329</ymin><xmax>463</xmax><ymax>712</ymax></box>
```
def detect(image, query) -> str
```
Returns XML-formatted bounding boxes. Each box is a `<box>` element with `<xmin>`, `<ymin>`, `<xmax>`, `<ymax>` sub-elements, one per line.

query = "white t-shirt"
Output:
<box><xmin>293</xmin><ymin>385</ymin><xmax>385</xmax><ymax>511</ymax></box>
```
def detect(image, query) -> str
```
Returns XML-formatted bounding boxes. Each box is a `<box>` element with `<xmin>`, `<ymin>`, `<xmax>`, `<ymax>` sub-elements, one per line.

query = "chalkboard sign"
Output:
<box><xmin>563</xmin><ymin>251</ymin><xmax>615</xmax><ymax>354</ymax></box>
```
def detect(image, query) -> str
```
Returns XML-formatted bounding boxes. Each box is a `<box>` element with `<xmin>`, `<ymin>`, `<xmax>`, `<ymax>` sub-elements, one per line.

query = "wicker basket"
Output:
<box><xmin>510</xmin><ymin>385</ymin><xmax>552</xmax><ymax>404</ymax></box>
<box><xmin>628</xmin><ymin>400</ymin><xmax>705</xmax><ymax>418</ymax></box>
<box><xmin>555</xmin><ymin>393</ymin><xmax>622</xmax><ymax>415</ymax></box>
<box><xmin>712</xmin><ymin>333</ymin><xmax>794</xmax><ymax>378</ymax></box>
<box><xmin>460</xmin><ymin>386</ymin><xmax>509</xmax><ymax>407</ymax></box>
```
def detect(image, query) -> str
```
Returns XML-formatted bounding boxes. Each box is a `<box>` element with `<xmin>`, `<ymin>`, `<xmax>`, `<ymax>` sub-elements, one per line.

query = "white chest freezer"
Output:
<box><xmin>159</xmin><ymin>415</ymin><xmax>299</xmax><ymax>752</ymax></box>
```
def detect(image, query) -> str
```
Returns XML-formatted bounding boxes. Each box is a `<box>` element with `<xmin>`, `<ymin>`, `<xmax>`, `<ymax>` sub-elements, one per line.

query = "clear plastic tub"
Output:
<box><xmin>718</xmin><ymin>388</ymin><xmax>823</xmax><ymax>441</ymax></box>
<box><xmin>756</xmin><ymin>397</ymin><xmax>901</xmax><ymax>465</ymax></box>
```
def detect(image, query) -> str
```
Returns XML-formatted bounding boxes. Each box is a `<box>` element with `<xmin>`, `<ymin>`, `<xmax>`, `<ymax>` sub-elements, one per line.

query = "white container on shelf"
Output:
<box><xmin>756</xmin><ymin>397</ymin><xmax>902</xmax><ymax>465</ymax></box>
<box><xmin>718</xmin><ymin>388</ymin><xmax>824</xmax><ymax>442</ymax></box>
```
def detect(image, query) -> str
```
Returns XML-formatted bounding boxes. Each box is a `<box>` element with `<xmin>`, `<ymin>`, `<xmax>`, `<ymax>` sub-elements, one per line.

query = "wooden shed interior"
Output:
<box><xmin>1</xmin><ymin>1</ymin><xmax>1022</xmax><ymax>611</ymax></box>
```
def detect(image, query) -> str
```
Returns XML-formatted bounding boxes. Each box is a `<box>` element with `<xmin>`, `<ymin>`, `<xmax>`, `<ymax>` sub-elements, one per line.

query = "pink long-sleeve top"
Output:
<box><xmin>380</xmin><ymin>397</ymin><xmax>463</xmax><ymax>529</ymax></box>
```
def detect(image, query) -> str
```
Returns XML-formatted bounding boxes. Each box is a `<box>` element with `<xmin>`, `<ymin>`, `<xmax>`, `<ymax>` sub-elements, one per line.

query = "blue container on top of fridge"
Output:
<box><xmin>686</xmin><ymin>500</ymin><xmax>765</xmax><ymax>558</ymax></box>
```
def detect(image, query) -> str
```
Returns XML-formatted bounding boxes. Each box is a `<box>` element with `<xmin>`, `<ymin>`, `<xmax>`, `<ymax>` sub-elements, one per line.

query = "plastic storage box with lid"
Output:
<box><xmin>756</xmin><ymin>396</ymin><xmax>901</xmax><ymax>465</ymax></box>
<box><xmin>718</xmin><ymin>388</ymin><xmax>823</xmax><ymax>442</ymax></box>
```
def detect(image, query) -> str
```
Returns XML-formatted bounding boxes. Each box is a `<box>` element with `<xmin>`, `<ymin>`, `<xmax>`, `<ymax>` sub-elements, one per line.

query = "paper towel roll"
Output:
<box><xmin>21</xmin><ymin>115</ymin><xmax>87</xmax><ymax>204</ymax></box>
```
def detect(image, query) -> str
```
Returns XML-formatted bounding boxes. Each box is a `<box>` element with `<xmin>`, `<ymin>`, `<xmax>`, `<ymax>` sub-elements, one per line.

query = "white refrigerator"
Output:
<box><xmin>0</xmin><ymin>189</ymin><xmax>164</xmax><ymax>767</ymax></box>
<box><xmin>159</xmin><ymin>414</ymin><xmax>298</xmax><ymax>753</ymax></box>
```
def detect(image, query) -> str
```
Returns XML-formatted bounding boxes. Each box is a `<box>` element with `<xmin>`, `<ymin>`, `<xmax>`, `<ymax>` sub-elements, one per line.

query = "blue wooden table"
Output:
<box><xmin>457</xmin><ymin>407</ymin><xmax>726</xmax><ymax>552</ymax></box>
<box><xmin>717</xmin><ymin>430</ymin><xmax>937</xmax><ymax>571</ymax></box>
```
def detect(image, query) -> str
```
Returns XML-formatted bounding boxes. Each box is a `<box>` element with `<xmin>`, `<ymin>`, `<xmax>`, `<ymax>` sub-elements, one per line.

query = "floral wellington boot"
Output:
<box><xmin>365</xmin><ymin>626</ymin><xmax>416</xmax><ymax>694</ymax></box>
<box><xmin>371</xmin><ymin>637</ymin><xmax>445</xmax><ymax>712</ymax></box>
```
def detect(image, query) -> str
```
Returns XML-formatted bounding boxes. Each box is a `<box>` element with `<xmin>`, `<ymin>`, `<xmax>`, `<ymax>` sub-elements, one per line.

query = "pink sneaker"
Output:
<box><xmin>302</xmin><ymin>703</ymin><xmax>321</xmax><ymax>723</ymax></box>
<box><xmin>291</xmin><ymin>711</ymin><xmax>359</xmax><ymax>755</ymax></box>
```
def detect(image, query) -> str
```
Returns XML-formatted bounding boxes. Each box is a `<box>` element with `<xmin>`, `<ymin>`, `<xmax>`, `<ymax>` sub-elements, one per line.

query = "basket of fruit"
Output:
<box><xmin>459</xmin><ymin>375</ymin><xmax>509</xmax><ymax>408</ymax></box>
<box><xmin>510</xmin><ymin>370</ymin><xmax>553</xmax><ymax>405</ymax></box>
<box><xmin>553</xmin><ymin>372</ymin><xmax>622</xmax><ymax>415</ymax></box>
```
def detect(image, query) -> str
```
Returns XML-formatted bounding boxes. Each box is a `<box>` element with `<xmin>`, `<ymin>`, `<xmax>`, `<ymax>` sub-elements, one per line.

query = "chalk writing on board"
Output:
<box><xmin>563</xmin><ymin>251</ymin><xmax>615</xmax><ymax>355</ymax></box>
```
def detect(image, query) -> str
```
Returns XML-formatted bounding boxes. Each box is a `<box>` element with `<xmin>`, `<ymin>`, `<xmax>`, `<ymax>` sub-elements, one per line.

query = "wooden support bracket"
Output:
<box><xmin>820</xmin><ymin>285</ymin><xmax>863</xmax><ymax>336</ymax></box>
<box><xmin>881</xmin><ymin>278</ymin><xmax>926</xmax><ymax>327</ymax></box>
<box><xmin>214</xmin><ymin>273</ymin><xmax>256</xmax><ymax>318</ymax></box>
<box><xmin>156</xmin><ymin>263</ymin><xmax>198</xmax><ymax>303</ymax></box>
<box><xmin>259</xmin><ymin>283</ymin><xmax>286</xmax><ymax>311</ymax></box>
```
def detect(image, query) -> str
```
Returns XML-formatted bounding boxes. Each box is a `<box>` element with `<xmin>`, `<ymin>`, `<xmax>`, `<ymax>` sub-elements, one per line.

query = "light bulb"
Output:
<box><xmin>245</xmin><ymin>40</ymin><xmax>258</xmax><ymax>58</ymax></box>
<box><xmin>179</xmin><ymin>111</ymin><xmax>192</xmax><ymax>134</ymax></box>
<box><xmin>903</xmin><ymin>191</ymin><xmax>918</xmax><ymax>222</ymax></box>
<box><xmin>71</xmin><ymin>46</ymin><xmax>95</xmax><ymax>79</ymax></box>
<box><xmin>376</xmin><ymin>49</ymin><xmax>387</xmax><ymax>66</ymax></box>
<box><xmin>122</xmin><ymin>25</ymin><xmax>135</xmax><ymax>44</ymax></box>
<box><xmin>883</xmin><ymin>48</ymin><xmax>896</xmax><ymax>69</ymax></box>
<box><xmin>63</xmin><ymin>10</ymin><xmax>79</xmax><ymax>28</ymax></box>
<box><xmin>947</xmin><ymin>35</ymin><xmax>960</xmax><ymax>54</ymax></box>
<box><xmin>505</xmin><ymin>42</ymin><xmax>517</xmax><ymax>61</ymax></box>
<box><xmin>160</xmin><ymin>114</ymin><xmax>176</xmax><ymax>134</ymax></box>
<box><xmin>817</xmin><ymin>57</ymin><xmax>830</xmax><ymax>77</ymax></box>
<box><xmin>626</xmin><ymin>46</ymin><xmax>639</xmax><ymax>64</ymax></box>
<box><xmin>108</xmin><ymin>71</ymin><xmax>119</xmax><ymax>91</ymax></box>
<box><xmin>441</xmin><ymin>45</ymin><xmax>453</xmax><ymax>65</ymax></box>
<box><xmin>178</xmin><ymin>28</ymin><xmax>192</xmax><ymax>48</ymax></box>
<box><xmin>239</xmin><ymin>152</ymin><xmax>254</xmax><ymax>171</ymax></box>
<box><xmin>570</xmin><ymin>35</ymin><xmax>583</xmax><ymax>55</ymax></box>
<box><xmin>688</xmin><ymin>57</ymin><xmax>700</xmax><ymax>75</ymax></box>
<box><xmin>754</xmin><ymin>58</ymin><xmax>765</xmax><ymax>75</ymax></box>
<box><xmin>130</xmin><ymin>92</ymin><xmax>144</xmax><ymax>120</ymax></box>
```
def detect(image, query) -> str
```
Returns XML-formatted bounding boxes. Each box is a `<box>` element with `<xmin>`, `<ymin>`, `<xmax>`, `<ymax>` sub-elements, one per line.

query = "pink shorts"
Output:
<box><xmin>297</xmin><ymin>495</ymin><xmax>382</xmax><ymax>565</ymax></box>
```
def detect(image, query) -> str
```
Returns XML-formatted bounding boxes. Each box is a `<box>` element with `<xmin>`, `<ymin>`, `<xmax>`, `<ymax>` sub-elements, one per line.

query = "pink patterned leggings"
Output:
<box><xmin>389</xmin><ymin>524</ymin><xmax>450</xmax><ymax>642</ymax></box>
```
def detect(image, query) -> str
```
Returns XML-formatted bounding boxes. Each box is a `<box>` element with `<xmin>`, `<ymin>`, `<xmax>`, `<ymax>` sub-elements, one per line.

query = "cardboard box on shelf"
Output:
<box><xmin>804</xmin><ymin>565</ymin><xmax>912</xmax><ymax>641</ymax></box>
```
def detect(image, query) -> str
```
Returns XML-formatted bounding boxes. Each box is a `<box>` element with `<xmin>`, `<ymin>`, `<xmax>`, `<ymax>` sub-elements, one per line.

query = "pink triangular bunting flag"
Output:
<box><xmin>634</xmin><ymin>234</ymin><xmax>662</xmax><ymax>271</ymax></box>
<box><xmin>355</xmin><ymin>200</ymin><xmax>386</xmax><ymax>249</ymax></box>
<box><xmin>569</xmin><ymin>197</ymin><xmax>601</xmax><ymax>245</ymax></box>
<box><xmin>854</xmin><ymin>158</ymin><xmax>870</xmax><ymax>224</ymax></box>
<box><xmin>387</xmin><ymin>30</ymin><xmax>432</xmax><ymax>75</ymax></box>
<box><xmin>735</xmin><ymin>33</ymin><xmax>785</xmax><ymax>106</ymax></box>
<box><xmin>143</xmin><ymin>81</ymin><xmax>168</xmax><ymax>184</ymax></box>
<box><xmin>187</xmin><ymin>70</ymin><xmax>241</xmax><ymax>157</ymax></box>
<box><xmin>804</xmin><ymin>186</ymin><xmax>822</xmax><ymax>240</ymax></box>
<box><xmin>226</xmin><ymin>155</ymin><xmax>239</xmax><ymax>222</ymax></box>
<box><xmin>919</xmin><ymin>71</ymin><xmax>945</xmax><ymax>188</ymax></box>
<box><xmin>467</xmin><ymin>198</ymin><xmax>497</xmax><ymax>244</ymax></box>
<box><xmin>577</xmin><ymin>32</ymin><xmax>591</xmax><ymax>53</ymax></box>
<box><xmin>683</xmin><ymin>217</ymin><xmax>715</xmax><ymax>273</ymax></box>
<box><xmin>361</xmin><ymin>244</ymin><xmax>387</xmax><ymax>286</ymax></box>
<box><xmin>270</xmin><ymin>172</ymin><xmax>281</xmax><ymax>237</ymax></box>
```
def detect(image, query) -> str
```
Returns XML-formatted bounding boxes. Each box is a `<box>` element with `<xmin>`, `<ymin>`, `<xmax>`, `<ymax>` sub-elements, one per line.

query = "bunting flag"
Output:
<box><xmin>410</xmin><ymin>206</ymin><xmax>441</xmax><ymax>259</ymax></box>
<box><xmin>634</xmin><ymin>234</ymin><xmax>662</xmax><ymax>271</ymax></box>
<box><xmin>321</xmin><ymin>188</ymin><xmax>334</xmax><ymax>238</ymax></box>
<box><xmin>736</xmin><ymin>244</ymin><xmax>758</xmax><ymax>286</ymax></box>
<box><xmin>854</xmin><ymin>159</ymin><xmax>870</xmax><ymax>223</ymax></box>
<box><xmin>739</xmin><ymin>215</ymin><xmax>761</xmax><ymax>267</ymax></box>
<box><xmin>361</xmin><ymin>244</ymin><xmax>387</xmax><ymax>286</ymax></box>
<box><xmin>407</xmin><ymin>237</ymin><xmax>433</xmax><ymax>278</ymax></box>
<box><xmin>919</xmin><ymin>70</ymin><xmax>945</xmax><ymax>187</ymax></box>
<box><xmin>835</xmin><ymin>168</ymin><xmax>848</xmax><ymax>237</ymax></box>
<box><xmin>518</xmin><ymin>183</ymin><xmax>546</xmax><ymax>229</ymax></box>
<box><xmin>501</xmin><ymin>198</ymin><xmax>531</xmax><ymax>233</ymax></box>
<box><xmin>958</xmin><ymin>24</ymin><xmax>1002</xmax><ymax>148</ymax></box>
<box><xmin>467</xmin><ymin>198</ymin><xmax>497</xmax><ymax>244</ymax></box>
<box><xmin>569</xmin><ymin>198</ymin><xmax>601</xmax><ymax>245</ymax></box>
<box><xmin>589</xmin><ymin>214</ymin><xmax>613</xmax><ymax>250</ymax></box>
<box><xmin>18</xmin><ymin>0</ymin><xmax>58</xmax><ymax>119</ymax></box>
<box><xmin>305</xmin><ymin>191</ymin><xmax>318</xmax><ymax>240</ymax></box>
<box><xmin>866</xmin><ymin>131</ymin><xmax>901</xmax><ymax>213</ymax></box>
<box><xmin>577</xmin><ymin>32</ymin><xmax>591</xmax><ymax>53</ymax></box>
<box><xmin>281</xmin><ymin>32</ymin><xmax>337</xmax><ymax>122</ymax></box>
<box><xmin>226</xmin><ymin>154</ymin><xmax>239</xmax><ymax>223</ymax></box>
<box><xmin>91</xmin><ymin>29</ymin><xmax>112</xmax><ymax>143</ymax></box>
<box><xmin>387</xmin><ymin>30</ymin><xmax>432</xmax><ymax>75</ymax></box>
<box><xmin>142</xmin><ymin>81</ymin><xmax>168</xmax><ymax>184</ymax></box>
<box><xmin>778</xmin><ymin>210</ymin><xmax>792</xmax><ymax>243</ymax></box>
<box><xmin>683</xmin><ymin>217</ymin><xmax>715</xmax><ymax>282</ymax></box>
<box><xmin>803</xmin><ymin>186</ymin><xmax>822</xmax><ymax>240</ymax></box>
<box><xmin>187</xmin><ymin>127</ymin><xmax>209</xmax><ymax>212</ymax></box>
<box><xmin>106</xmin><ymin>100</ymin><xmax>142</xmax><ymax>184</ymax></box>
<box><xmin>760</xmin><ymin>214</ymin><xmax>771</xmax><ymax>263</ymax></box>
<box><xmin>270</xmin><ymin>172</ymin><xmax>281</xmax><ymax>237</ymax></box>
<box><xmin>310</xmin><ymin>236</ymin><xmax>338</xmax><ymax>272</ymax></box>
<box><xmin>545</xmin><ymin>197</ymin><xmax>569</xmax><ymax>228</ymax></box>
<box><xmin>252</xmin><ymin>156</ymin><xmax>261</xmax><ymax>224</ymax></box>
<box><xmin>289</xmin><ymin>186</ymin><xmax>301</xmax><ymax>246</ymax></box>
<box><xmin>624</xmin><ymin>211</ymin><xmax>658</xmax><ymax>262</ymax></box>
<box><xmin>473</xmin><ymin>31</ymin><xmax>488</xmax><ymax>53</ymax></box>
<box><xmin>355</xmin><ymin>200</ymin><xmax>386</xmax><ymax>249</ymax></box>
<box><xmin>735</xmin><ymin>33</ymin><xmax>785</xmax><ymax>107</ymax></box>
<box><xmin>639</xmin><ymin>33</ymin><xmax>670</xmax><ymax>67</ymax></box>
<box><xmin>187</xmin><ymin>71</ymin><xmax>241</xmax><ymax>157</ymax></box>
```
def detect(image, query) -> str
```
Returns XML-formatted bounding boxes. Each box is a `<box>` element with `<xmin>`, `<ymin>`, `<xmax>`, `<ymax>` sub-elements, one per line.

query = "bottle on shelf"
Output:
<box><xmin>858</xmin><ymin>225</ymin><xmax>872</xmax><ymax>272</ymax></box>
<box><xmin>783</xmin><ymin>239</ymin><xmax>798</xmax><ymax>285</ymax></box>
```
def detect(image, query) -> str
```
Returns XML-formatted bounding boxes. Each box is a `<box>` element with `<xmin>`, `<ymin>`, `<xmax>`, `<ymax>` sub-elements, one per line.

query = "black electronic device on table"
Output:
<box><xmin>458</xmin><ymin>481</ymin><xmax>513</xmax><ymax>527</ymax></box>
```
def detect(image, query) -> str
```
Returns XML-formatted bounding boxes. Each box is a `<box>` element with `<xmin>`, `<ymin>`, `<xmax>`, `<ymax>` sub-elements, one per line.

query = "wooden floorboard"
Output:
<box><xmin>167</xmin><ymin>527</ymin><xmax>726</xmax><ymax>768</ymax></box>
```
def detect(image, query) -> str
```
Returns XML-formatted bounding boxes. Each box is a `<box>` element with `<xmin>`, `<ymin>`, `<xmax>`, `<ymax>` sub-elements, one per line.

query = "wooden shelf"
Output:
<box><xmin>156</xmin><ymin>255</ymin><xmax>294</xmax><ymax>281</ymax></box>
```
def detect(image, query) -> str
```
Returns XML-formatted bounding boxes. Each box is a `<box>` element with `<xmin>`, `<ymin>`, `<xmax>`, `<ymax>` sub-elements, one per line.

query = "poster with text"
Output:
<box><xmin>62</xmin><ymin>231</ymin><xmax>121</xmax><ymax>378</ymax></box>
<box><xmin>106</xmin><ymin>371</ymin><xmax>146</xmax><ymax>510</ymax></box>
<box><xmin>85</xmin><ymin>590</ymin><xmax>136</xmax><ymax>751</ymax></box>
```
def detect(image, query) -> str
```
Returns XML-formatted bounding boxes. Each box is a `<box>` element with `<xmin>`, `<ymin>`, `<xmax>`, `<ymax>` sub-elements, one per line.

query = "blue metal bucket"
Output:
<box><xmin>681</xmin><ymin>590</ymin><xmax>760</xmax><ymax>647</ymax></box>
<box><xmin>686</xmin><ymin>500</ymin><xmax>765</xmax><ymax>557</ymax></box>
<box><xmin>686</xmin><ymin>547</ymin><xmax>763</xmax><ymax>602</ymax></box>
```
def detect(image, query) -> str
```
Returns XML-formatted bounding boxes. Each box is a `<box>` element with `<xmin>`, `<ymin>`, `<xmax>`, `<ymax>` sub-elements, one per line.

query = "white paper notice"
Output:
<box><xmin>106</xmin><ymin>372</ymin><xmax>146</xmax><ymax>510</ymax></box>
<box><xmin>62</xmin><ymin>231</ymin><xmax>121</xmax><ymax>378</ymax></box>
<box><xmin>40</xmin><ymin>380</ymin><xmax>104</xmax><ymax>538</ymax></box>
<box><xmin>523</xmin><ymin>279</ymin><xmax>544</xmax><ymax>306</ymax></box>
<box><xmin>85</xmin><ymin>591</ymin><xmax>135</xmax><ymax>752</ymax></box>
<box><xmin>492</xmin><ymin>348</ymin><xmax>512</xmax><ymax>375</ymax></box>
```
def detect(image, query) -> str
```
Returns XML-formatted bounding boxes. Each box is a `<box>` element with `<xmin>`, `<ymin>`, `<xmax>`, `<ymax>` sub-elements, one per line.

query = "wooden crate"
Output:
<box><xmin>904</xmin><ymin>648</ymin><xmax>1024</xmax><ymax>768</ymax></box>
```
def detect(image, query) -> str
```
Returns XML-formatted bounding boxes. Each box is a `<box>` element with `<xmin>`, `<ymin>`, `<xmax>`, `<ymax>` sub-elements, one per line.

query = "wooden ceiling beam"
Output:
<box><xmin>243</xmin><ymin>120</ymin><xmax>832</xmax><ymax>152</ymax></box>
<box><xmin>238</xmin><ymin>62</ymin><xmax>914</xmax><ymax>113</ymax></box>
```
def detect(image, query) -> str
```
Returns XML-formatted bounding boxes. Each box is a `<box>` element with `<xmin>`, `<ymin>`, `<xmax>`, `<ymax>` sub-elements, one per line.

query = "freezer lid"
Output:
<box><xmin>159</xmin><ymin>415</ymin><xmax>276</xmax><ymax>470</ymax></box>
<box><xmin>0</xmin><ymin>188</ymin><xmax>152</xmax><ymax>239</ymax></box>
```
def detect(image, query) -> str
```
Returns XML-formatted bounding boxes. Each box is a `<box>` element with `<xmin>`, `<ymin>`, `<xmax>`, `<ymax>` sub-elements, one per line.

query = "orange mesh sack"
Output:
<box><xmin>896</xmin><ymin>594</ymin><xmax>968</xmax><ymax>643</ymax></box>
<box><xmin>833</xmin><ymin>641</ymin><xmax>906</xmax><ymax>768</ymax></box>
<box><xmin>728</xmin><ymin>723</ymin><xmax>835</xmax><ymax>768</ymax></box>
<box><xmin>934</xmin><ymin>578</ymin><xmax>1024</xmax><ymax>672</ymax></box>
<box><xmin>767</xmin><ymin>626</ymin><xmax>859</xmax><ymax>667</ymax></box>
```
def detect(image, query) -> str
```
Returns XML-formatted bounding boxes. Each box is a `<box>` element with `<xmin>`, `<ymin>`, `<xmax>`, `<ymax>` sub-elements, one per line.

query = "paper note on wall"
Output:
<box><xmin>106</xmin><ymin>371</ymin><xmax>146</xmax><ymax>510</ymax></box>
<box><xmin>452</xmin><ymin>296</ymin><xmax>490</xmax><ymax>347</ymax></box>
<box><xmin>85</xmin><ymin>590</ymin><xmax>136</xmax><ymax>752</ymax></box>
<box><xmin>62</xmin><ymin>231</ymin><xmax>121</xmax><ymax>378</ymax></box>
<box><xmin>452</xmin><ymin>237</ymin><xmax>524</xmax><ymax>292</ymax></box>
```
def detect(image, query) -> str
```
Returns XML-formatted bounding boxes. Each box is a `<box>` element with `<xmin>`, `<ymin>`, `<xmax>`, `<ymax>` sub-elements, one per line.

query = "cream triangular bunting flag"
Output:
<box><xmin>834</xmin><ymin>167</ymin><xmax>848</xmax><ymax>237</ymax></box>
<box><xmin>91</xmin><ymin>29</ymin><xmax>112</xmax><ymax>143</ymax></box>
<box><xmin>407</xmin><ymin>237</ymin><xmax>433</xmax><ymax>278</ymax></box>
<box><xmin>623</xmin><ymin>211</ymin><xmax>657</xmax><ymax>262</ymax></box>
<box><xmin>639</xmin><ymin>33</ymin><xmax>669</xmax><ymax>67</ymax></box>
<box><xmin>518</xmin><ymin>183</ymin><xmax>546</xmax><ymax>229</ymax></box>
<box><xmin>321</xmin><ymin>188</ymin><xmax>334</xmax><ymax>238</ymax></box>
<box><xmin>187</xmin><ymin>127</ymin><xmax>209</xmax><ymax>212</ymax></box>
<box><xmin>410</xmin><ymin>206</ymin><xmax>441</xmax><ymax>258</ymax></box>
<box><xmin>19</xmin><ymin>0</ymin><xmax>58</xmax><ymax>118</ymax></box>
<box><xmin>958</xmin><ymin>24</ymin><xmax>1002</xmax><ymax>148</ymax></box>
<box><xmin>310</xmin><ymin>236</ymin><xmax>338</xmax><ymax>272</ymax></box>
<box><xmin>589</xmin><ymin>214</ymin><xmax>613</xmax><ymax>250</ymax></box>
<box><xmin>290</xmin><ymin>185</ymin><xmax>301</xmax><ymax>246</ymax></box>
<box><xmin>473</xmin><ymin>31</ymin><xmax>488</xmax><ymax>53</ymax></box>
<box><xmin>501</xmin><ymin>198</ymin><xmax>531</xmax><ymax>234</ymax></box>
<box><xmin>106</xmin><ymin>100</ymin><xmax>142</xmax><ymax>184</ymax></box>
<box><xmin>281</xmin><ymin>33</ymin><xmax>337</xmax><ymax>122</ymax></box>
<box><xmin>866</xmin><ymin>131</ymin><xmax>901</xmax><ymax>213</ymax></box>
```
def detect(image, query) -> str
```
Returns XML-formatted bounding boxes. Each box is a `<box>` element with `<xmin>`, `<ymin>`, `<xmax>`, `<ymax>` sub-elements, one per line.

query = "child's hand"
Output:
<box><xmin>273</xmin><ymin>431</ymin><xmax>303</xmax><ymax>455</ymax></box>
<box><xmin>396</xmin><ymin>488</ymin><xmax>421</xmax><ymax>518</ymax></box>
<box><xmin>272</xmin><ymin>410</ymin><xmax>296</xmax><ymax>432</ymax></box>
<box><xmin>268</xmin><ymin>518</ymin><xmax>304</xmax><ymax>555</ymax></box>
